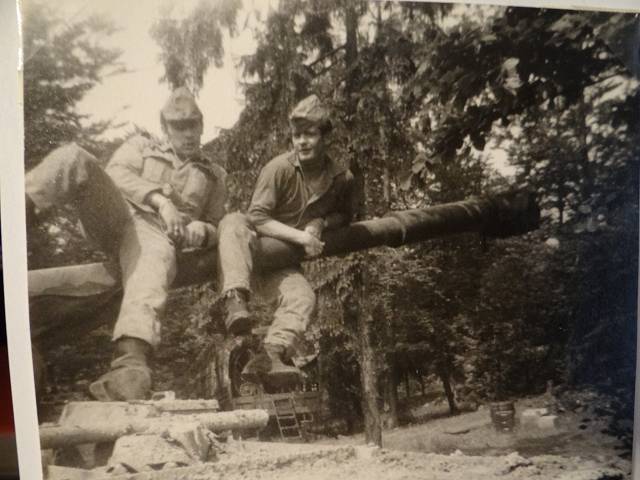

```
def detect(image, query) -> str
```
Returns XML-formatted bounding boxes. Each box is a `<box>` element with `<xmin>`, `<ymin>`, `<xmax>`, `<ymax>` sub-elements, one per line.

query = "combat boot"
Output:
<box><xmin>241</xmin><ymin>343</ymin><xmax>301</xmax><ymax>388</ymax></box>
<box><xmin>264</xmin><ymin>343</ymin><xmax>302</xmax><ymax>388</ymax></box>
<box><xmin>224</xmin><ymin>289</ymin><xmax>254</xmax><ymax>335</ymax></box>
<box><xmin>89</xmin><ymin>337</ymin><xmax>152</xmax><ymax>401</ymax></box>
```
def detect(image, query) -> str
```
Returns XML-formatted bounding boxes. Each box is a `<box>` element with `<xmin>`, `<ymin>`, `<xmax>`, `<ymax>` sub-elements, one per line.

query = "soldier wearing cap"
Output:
<box><xmin>217</xmin><ymin>94</ymin><xmax>356</xmax><ymax>387</ymax></box>
<box><xmin>25</xmin><ymin>87</ymin><xmax>226</xmax><ymax>400</ymax></box>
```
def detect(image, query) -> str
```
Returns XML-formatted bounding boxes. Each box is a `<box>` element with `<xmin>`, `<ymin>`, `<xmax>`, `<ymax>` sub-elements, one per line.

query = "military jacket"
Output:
<box><xmin>106</xmin><ymin>135</ymin><xmax>227</xmax><ymax>234</ymax></box>
<box><xmin>248</xmin><ymin>150</ymin><xmax>355</xmax><ymax>229</ymax></box>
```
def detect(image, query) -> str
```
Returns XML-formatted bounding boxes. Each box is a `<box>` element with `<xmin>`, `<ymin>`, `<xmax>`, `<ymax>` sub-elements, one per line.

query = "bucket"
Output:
<box><xmin>490</xmin><ymin>401</ymin><xmax>515</xmax><ymax>432</ymax></box>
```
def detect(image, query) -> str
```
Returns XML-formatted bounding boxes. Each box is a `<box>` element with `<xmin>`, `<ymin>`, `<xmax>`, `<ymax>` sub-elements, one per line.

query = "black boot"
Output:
<box><xmin>224</xmin><ymin>289</ymin><xmax>254</xmax><ymax>335</ymax></box>
<box><xmin>89</xmin><ymin>337</ymin><xmax>152</xmax><ymax>401</ymax></box>
<box><xmin>241</xmin><ymin>343</ymin><xmax>301</xmax><ymax>388</ymax></box>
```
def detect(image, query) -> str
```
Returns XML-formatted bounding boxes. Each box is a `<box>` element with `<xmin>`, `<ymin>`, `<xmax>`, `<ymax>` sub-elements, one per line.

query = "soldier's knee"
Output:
<box><xmin>57</xmin><ymin>143</ymin><xmax>99</xmax><ymax>169</ymax></box>
<box><xmin>67</xmin><ymin>143</ymin><xmax>96</xmax><ymax>161</ymax></box>
<box><xmin>220</xmin><ymin>212</ymin><xmax>249</xmax><ymax>229</ymax></box>
<box><xmin>219</xmin><ymin>213</ymin><xmax>254</xmax><ymax>243</ymax></box>
<box><xmin>287</xmin><ymin>285</ymin><xmax>316</xmax><ymax>311</ymax></box>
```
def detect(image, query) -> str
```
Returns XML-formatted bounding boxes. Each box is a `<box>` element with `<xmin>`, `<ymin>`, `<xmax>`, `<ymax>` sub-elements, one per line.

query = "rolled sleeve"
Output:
<box><xmin>247</xmin><ymin>163</ymin><xmax>280</xmax><ymax>226</ymax></box>
<box><xmin>106</xmin><ymin>137</ymin><xmax>160</xmax><ymax>206</ymax></box>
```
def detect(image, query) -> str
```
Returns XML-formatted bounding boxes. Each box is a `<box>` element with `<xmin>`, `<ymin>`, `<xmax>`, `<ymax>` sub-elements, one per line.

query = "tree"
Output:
<box><xmin>150</xmin><ymin>0</ymin><xmax>241</xmax><ymax>93</ymax></box>
<box><xmin>23</xmin><ymin>2</ymin><xmax>125</xmax><ymax>269</ymax></box>
<box><xmin>401</xmin><ymin>8</ymin><xmax>635</xmax><ymax>179</ymax></box>
<box><xmin>23</xmin><ymin>2</ymin><xmax>122</xmax><ymax>167</ymax></box>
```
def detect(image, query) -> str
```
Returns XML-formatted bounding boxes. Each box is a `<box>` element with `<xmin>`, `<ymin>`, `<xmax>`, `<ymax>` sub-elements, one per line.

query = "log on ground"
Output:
<box><xmin>40</xmin><ymin>409</ymin><xmax>269</xmax><ymax>450</ymax></box>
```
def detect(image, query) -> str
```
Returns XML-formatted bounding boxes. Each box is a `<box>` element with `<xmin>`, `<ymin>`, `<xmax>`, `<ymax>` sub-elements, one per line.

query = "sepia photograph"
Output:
<box><xmin>8</xmin><ymin>0</ymin><xmax>640</xmax><ymax>478</ymax></box>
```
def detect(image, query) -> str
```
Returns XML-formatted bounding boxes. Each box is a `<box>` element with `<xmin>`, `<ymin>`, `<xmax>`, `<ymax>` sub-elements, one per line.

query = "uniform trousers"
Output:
<box><xmin>217</xmin><ymin>213</ymin><xmax>316</xmax><ymax>356</ymax></box>
<box><xmin>26</xmin><ymin>144</ymin><xmax>179</xmax><ymax>348</ymax></box>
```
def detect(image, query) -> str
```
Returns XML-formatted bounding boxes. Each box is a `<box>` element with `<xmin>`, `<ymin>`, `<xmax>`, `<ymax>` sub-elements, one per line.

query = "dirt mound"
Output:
<box><xmin>103</xmin><ymin>442</ymin><xmax>628</xmax><ymax>480</ymax></box>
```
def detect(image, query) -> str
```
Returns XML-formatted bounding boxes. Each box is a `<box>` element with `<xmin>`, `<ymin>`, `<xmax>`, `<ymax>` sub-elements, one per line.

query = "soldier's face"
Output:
<box><xmin>292</xmin><ymin>125</ymin><xmax>326</xmax><ymax>163</ymax></box>
<box><xmin>164</xmin><ymin>119</ymin><xmax>203</xmax><ymax>157</ymax></box>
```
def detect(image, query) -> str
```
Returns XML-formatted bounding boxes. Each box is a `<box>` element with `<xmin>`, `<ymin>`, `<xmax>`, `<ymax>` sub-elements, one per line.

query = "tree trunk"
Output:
<box><xmin>382</xmin><ymin>164</ymin><xmax>391</xmax><ymax>209</ymax></box>
<box><xmin>380</xmin><ymin>300</ymin><xmax>398</xmax><ymax>429</ymax></box>
<box><xmin>355</xmin><ymin>264</ymin><xmax>382</xmax><ymax>446</ymax></box>
<box><xmin>343</xmin><ymin>0</ymin><xmax>381</xmax><ymax>447</ymax></box>
<box><xmin>40</xmin><ymin>409</ymin><xmax>269</xmax><ymax>449</ymax></box>
<box><xmin>344</xmin><ymin>1</ymin><xmax>359</xmax><ymax>102</ymax></box>
<box><xmin>404</xmin><ymin>371</ymin><xmax>410</xmax><ymax>399</ymax></box>
<box><xmin>382</xmin><ymin>364</ymin><xmax>399</xmax><ymax>429</ymax></box>
<box><xmin>437</xmin><ymin>364</ymin><xmax>459</xmax><ymax>415</ymax></box>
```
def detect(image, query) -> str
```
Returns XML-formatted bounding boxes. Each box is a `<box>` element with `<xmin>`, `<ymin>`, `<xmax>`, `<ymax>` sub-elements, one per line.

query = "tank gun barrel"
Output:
<box><xmin>28</xmin><ymin>190</ymin><xmax>539</xmax><ymax>345</ymax></box>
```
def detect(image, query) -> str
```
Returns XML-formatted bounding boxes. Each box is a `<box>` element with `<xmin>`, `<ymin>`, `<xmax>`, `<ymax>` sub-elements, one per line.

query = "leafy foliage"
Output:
<box><xmin>23</xmin><ymin>2</ymin><xmax>125</xmax><ymax>268</ymax></box>
<box><xmin>23</xmin><ymin>2</ymin><xmax>122</xmax><ymax>167</ymax></box>
<box><xmin>150</xmin><ymin>0</ymin><xmax>241</xmax><ymax>93</ymax></box>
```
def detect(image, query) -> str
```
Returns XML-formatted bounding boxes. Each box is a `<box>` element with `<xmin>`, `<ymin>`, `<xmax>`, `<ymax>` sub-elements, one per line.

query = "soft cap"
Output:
<box><xmin>289</xmin><ymin>94</ymin><xmax>331</xmax><ymax>130</ymax></box>
<box><xmin>161</xmin><ymin>87</ymin><xmax>203</xmax><ymax>122</ymax></box>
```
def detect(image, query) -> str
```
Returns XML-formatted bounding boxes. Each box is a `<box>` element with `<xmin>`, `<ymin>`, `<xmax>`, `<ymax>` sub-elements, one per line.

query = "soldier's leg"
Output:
<box><xmin>114</xmin><ymin>213</ymin><xmax>176</xmax><ymax>347</ymax></box>
<box><xmin>25</xmin><ymin>143</ymin><xmax>131</xmax><ymax>254</ymax></box>
<box><xmin>90</xmin><ymin>213</ymin><xmax>176</xmax><ymax>401</ymax></box>
<box><xmin>241</xmin><ymin>268</ymin><xmax>315</xmax><ymax>387</ymax></box>
<box><xmin>216</xmin><ymin>212</ymin><xmax>257</xmax><ymax>334</ymax></box>
<box><xmin>261</xmin><ymin>267</ymin><xmax>316</xmax><ymax>354</ymax></box>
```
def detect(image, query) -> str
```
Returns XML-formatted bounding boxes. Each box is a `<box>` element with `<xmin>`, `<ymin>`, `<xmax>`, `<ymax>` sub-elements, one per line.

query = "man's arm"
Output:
<box><xmin>147</xmin><ymin>192</ymin><xmax>186</xmax><ymax>242</ymax></box>
<box><xmin>106</xmin><ymin>137</ymin><xmax>187</xmax><ymax>242</ymax></box>
<box><xmin>303</xmin><ymin>170</ymin><xmax>357</xmax><ymax>238</ymax></box>
<box><xmin>255</xmin><ymin>220</ymin><xmax>324</xmax><ymax>258</ymax></box>
<box><xmin>105</xmin><ymin>136</ymin><xmax>161</xmax><ymax>207</ymax></box>
<box><xmin>192</xmin><ymin>166</ymin><xmax>228</xmax><ymax>248</ymax></box>
<box><xmin>248</xmin><ymin>163</ymin><xmax>324</xmax><ymax>256</ymax></box>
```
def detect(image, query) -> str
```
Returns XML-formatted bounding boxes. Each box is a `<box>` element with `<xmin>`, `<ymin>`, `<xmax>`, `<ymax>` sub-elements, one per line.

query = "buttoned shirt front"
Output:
<box><xmin>106</xmin><ymin>135</ymin><xmax>227</xmax><ymax>229</ymax></box>
<box><xmin>248</xmin><ymin>150</ymin><xmax>355</xmax><ymax>229</ymax></box>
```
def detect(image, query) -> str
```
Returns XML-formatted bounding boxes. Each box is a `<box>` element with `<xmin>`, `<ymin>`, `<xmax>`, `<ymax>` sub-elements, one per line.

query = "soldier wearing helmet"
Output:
<box><xmin>25</xmin><ymin>87</ymin><xmax>226</xmax><ymax>401</ymax></box>
<box><xmin>217</xmin><ymin>94</ymin><xmax>356</xmax><ymax>388</ymax></box>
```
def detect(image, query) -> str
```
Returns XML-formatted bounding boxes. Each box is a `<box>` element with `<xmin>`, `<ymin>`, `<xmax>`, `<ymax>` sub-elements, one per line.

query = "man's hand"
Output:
<box><xmin>184</xmin><ymin>221</ymin><xmax>208</xmax><ymax>248</ymax></box>
<box><xmin>158</xmin><ymin>198</ymin><xmax>185</xmax><ymax>242</ymax></box>
<box><xmin>299</xmin><ymin>230</ymin><xmax>325</xmax><ymax>258</ymax></box>
<box><xmin>304</xmin><ymin>218</ymin><xmax>325</xmax><ymax>239</ymax></box>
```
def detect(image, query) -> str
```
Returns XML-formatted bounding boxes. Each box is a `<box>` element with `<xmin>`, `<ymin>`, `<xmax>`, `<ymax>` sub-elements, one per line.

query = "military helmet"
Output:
<box><xmin>289</xmin><ymin>94</ymin><xmax>332</xmax><ymax>133</ymax></box>
<box><xmin>160</xmin><ymin>86</ymin><xmax>203</xmax><ymax>123</ymax></box>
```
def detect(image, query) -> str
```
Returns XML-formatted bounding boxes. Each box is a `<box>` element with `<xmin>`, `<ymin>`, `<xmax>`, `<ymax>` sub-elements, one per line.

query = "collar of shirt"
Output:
<box><xmin>286</xmin><ymin>151</ymin><xmax>347</xmax><ymax>205</ymax></box>
<box><xmin>286</xmin><ymin>151</ymin><xmax>347</xmax><ymax>179</ymax></box>
<box><xmin>153</xmin><ymin>141</ymin><xmax>216</xmax><ymax>176</ymax></box>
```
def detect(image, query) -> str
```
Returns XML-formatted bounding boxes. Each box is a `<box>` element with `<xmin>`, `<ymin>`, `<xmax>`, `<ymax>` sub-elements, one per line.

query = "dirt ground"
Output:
<box><xmin>98</xmin><ymin>441</ymin><xmax>627</xmax><ymax>480</ymax></box>
<box><xmin>317</xmin><ymin>390</ymin><xmax>631</xmax><ymax>463</ymax></box>
<box><xmin>55</xmin><ymin>390</ymin><xmax>630</xmax><ymax>480</ymax></box>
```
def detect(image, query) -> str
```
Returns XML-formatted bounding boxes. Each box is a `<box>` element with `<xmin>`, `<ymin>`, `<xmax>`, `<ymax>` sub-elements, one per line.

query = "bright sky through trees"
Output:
<box><xmin>47</xmin><ymin>0</ymin><xmax>277</xmax><ymax>141</ymax></box>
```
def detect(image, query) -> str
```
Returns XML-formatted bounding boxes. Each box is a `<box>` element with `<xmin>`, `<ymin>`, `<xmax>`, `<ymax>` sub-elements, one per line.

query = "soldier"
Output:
<box><xmin>25</xmin><ymin>87</ymin><xmax>226</xmax><ymax>401</ymax></box>
<box><xmin>217</xmin><ymin>95</ymin><xmax>356</xmax><ymax>387</ymax></box>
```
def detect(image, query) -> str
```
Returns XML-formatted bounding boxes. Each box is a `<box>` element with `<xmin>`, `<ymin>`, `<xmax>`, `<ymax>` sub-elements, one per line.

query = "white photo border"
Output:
<box><xmin>1</xmin><ymin>1</ymin><xmax>638</xmax><ymax>479</ymax></box>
